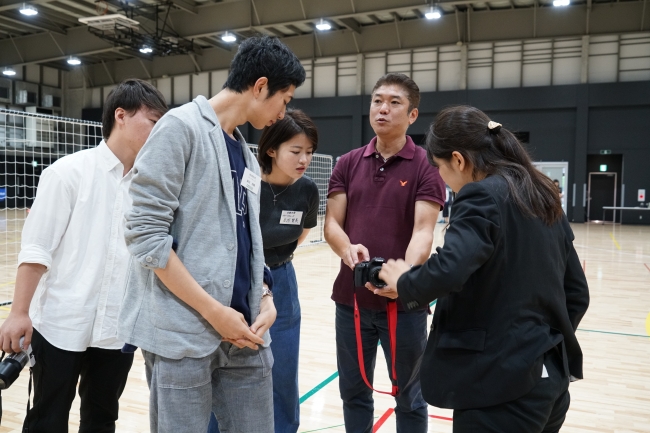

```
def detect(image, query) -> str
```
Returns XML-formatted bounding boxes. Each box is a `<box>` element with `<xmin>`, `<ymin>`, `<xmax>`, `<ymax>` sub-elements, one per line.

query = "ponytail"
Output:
<box><xmin>426</xmin><ymin>106</ymin><xmax>563</xmax><ymax>225</ymax></box>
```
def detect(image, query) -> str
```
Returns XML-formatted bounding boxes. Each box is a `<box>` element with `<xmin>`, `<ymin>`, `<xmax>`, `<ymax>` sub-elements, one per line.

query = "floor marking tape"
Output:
<box><xmin>645</xmin><ymin>263</ymin><xmax>650</xmax><ymax>272</ymax></box>
<box><xmin>609</xmin><ymin>232</ymin><xmax>622</xmax><ymax>250</ymax></box>
<box><xmin>577</xmin><ymin>328</ymin><xmax>649</xmax><ymax>338</ymax></box>
<box><xmin>429</xmin><ymin>414</ymin><xmax>454</xmax><ymax>421</ymax></box>
<box><xmin>372</xmin><ymin>408</ymin><xmax>394</xmax><ymax>432</ymax></box>
<box><xmin>299</xmin><ymin>371</ymin><xmax>339</xmax><ymax>404</ymax></box>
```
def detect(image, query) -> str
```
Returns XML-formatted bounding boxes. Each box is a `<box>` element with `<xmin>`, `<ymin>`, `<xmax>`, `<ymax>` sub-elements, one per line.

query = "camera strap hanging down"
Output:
<box><xmin>353</xmin><ymin>294</ymin><xmax>399</xmax><ymax>397</ymax></box>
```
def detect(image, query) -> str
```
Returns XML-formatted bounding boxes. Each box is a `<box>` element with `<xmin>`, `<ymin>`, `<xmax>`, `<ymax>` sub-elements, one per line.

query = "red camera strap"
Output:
<box><xmin>353</xmin><ymin>294</ymin><xmax>399</xmax><ymax>397</ymax></box>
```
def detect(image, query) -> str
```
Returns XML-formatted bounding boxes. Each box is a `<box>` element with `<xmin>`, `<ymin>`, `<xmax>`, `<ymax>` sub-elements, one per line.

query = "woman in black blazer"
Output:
<box><xmin>374</xmin><ymin>106</ymin><xmax>589</xmax><ymax>432</ymax></box>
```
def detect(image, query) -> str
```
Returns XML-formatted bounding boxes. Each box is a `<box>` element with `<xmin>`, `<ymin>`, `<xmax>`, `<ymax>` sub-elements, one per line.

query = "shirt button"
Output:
<box><xmin>223</xmin><ymin>280</ymin><xmax>231</xmax><ymax>288</ymax></box>
<box><xmin>145</xmin><ymin>256</ymin><xmax>153</xmax><ymax>263</ymax></box>
<box><xmin>153</xmin><ymin>259</ymin><xmax>159</xmax><ymax>266</ymax></box>
<box><xmin>227</xmin><ymin>243</ymin><xmax>235</xmax><ymax>250</ymax></box>
<box><xmin>375</xmin><ymin>154</ymin><xmax>379</xmax><ymax>158</ymax></box>
<box><xmin>380</xmin><ymin>168</ymin><xmax>384</xmax><ymax>171</ymax></box>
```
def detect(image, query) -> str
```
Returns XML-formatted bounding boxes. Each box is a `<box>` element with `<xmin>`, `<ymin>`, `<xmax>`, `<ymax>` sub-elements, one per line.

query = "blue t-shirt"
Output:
<box><xmin>222</xmin><ymin>130</ymin><xmax>252</xmax><ymax>324</ymax></box>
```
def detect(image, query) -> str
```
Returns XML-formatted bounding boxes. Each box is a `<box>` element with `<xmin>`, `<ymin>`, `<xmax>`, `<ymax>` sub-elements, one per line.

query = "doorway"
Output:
<box><xmin>533</xmin><ymin>162</ymin><xmax>568</xmax><ymax>214</ymax></box>
<box><xmin>586</xmin><ymin>154</ymin><xmax>623</xmax><ymax>222</ymax></box>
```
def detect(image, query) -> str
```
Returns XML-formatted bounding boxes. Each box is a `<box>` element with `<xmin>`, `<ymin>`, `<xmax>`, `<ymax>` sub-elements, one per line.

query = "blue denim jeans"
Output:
<box><xmin>335</xmin><ymin>302</ymin><xmax>429</xmax><ymax>433</ymax></box>
<box><xmin>209</xmin><ymin>261</ymin><xmax>301</xmax><ymax>433</ymax></box>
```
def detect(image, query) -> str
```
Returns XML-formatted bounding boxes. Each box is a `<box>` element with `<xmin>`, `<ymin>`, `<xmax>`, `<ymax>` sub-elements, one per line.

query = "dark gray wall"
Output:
<box><xmin>276</xmin><ymin>81</ymin><xmax>650</xmax><ymax>224</ymax></box>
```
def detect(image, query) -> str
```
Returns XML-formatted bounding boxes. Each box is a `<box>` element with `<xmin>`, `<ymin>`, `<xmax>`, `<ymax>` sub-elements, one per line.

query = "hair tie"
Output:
<box><xmin>487</xmin><ymin>121</ymin><xmax>502</xmax><ymax>134</ymax></box>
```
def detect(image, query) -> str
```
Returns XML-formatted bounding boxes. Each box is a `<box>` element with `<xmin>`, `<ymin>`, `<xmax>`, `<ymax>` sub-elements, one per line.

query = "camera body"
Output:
<box><xmin>0</xmin><ymin>337</ymin><xmax>35</xmax><ymax>390</ymax></box>
<box><xmin>353</xmin><ymin>257</ymin><xmax>387</xmax><ymax>288</ymax></box>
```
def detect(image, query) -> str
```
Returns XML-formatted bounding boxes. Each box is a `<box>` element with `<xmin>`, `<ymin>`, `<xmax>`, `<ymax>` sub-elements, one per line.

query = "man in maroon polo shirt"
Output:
<box><xmin>324</xmin><ymin>73</ymin><xmax>446</xmax><ymax>433</ymax></box>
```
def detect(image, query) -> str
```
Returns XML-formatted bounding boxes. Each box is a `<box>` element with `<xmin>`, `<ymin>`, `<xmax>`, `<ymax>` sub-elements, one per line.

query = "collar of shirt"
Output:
<box><xmin>97</xmin><ymin>140</ymin><xmax>125</xmax><ymax>174</ymax></box>
<box><xmin>363</xmin><ymin>135</ymin><xmax>417</xmax><ymax>161</ymax></box>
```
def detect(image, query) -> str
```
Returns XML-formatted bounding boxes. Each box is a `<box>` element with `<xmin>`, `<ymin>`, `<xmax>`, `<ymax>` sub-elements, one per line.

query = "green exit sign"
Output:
<box><xmin>600</xmin><ymin>150</ymin><xmax>612</xmax><ymax>155</ymax></box>
<box><xmin>600</xmin><ymin>164</ymin><xmax>608</xmax><ymax>172</ymax></box>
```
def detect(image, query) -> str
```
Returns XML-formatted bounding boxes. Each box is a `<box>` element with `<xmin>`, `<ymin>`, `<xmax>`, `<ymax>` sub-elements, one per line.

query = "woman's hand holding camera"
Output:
<box><xmin>0</xmin><ymin>312</ymin><xmax>33</xmax><ymax>354</ymax></box>
<box><xmin>344</xmin><ymin>244</ymin><xmax>370</xmax><ymax>270</ymax></box>
<box><xmin>369</xmin><ymin>259</ymin><xmax>411</xmax><ymax>299</ymax></box>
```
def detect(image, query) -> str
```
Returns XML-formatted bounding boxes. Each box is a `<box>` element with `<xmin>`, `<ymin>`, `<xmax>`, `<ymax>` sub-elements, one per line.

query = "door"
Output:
<box><xmin>587</xmin><ymin>172</ymin><xmax>617</xmax><ymax>222</ymax></box>
<box><xmin>532</xmin><ymin>162</ymin><xmax>568</xmax><ymax>214</ymax></box>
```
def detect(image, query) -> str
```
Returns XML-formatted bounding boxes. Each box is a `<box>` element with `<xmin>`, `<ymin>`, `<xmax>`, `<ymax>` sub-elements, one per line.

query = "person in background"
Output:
<box><xmin>209</xmin><ymin>109</ymin><xmax>319</xmax><ymax>433</ymax></box>
<box><xmin>379</xmin><ymin>105</ymin><xmax>589</xmax><ymax>432</ymax></box>
<box><xmin>0</xmin><ymin>79</ymin><xmax>167</xmax><ymax>433</ymax></box>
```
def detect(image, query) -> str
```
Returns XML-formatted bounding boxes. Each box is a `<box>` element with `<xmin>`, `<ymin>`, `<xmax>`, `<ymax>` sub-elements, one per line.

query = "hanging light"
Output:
<box><xmin>221</xmin><ymin>31</ymin><xmax>236</xmax><ymax>43</ymax></box>
<box><xmin>315</xmin><ymin>19</ymin><xmax>331</xmax><ymax>31</ymax></box>
<box><xmin>139</xmin><ymin>46</ymin><xmax>153</xmax><ymax>54</ymax></box>
<box><xmin>553</xmin><ymin>0</ymin><xmax>570</xmax><ymax>6</ymax></box>
<box><xmin>19</xmin><ymin>3</ymin><xmax>38</xmax><ymax>16</ymax></box>
<box><xmin>2</xmin><ymin>67</ymin><xmax>17</xmax><ymax>76</ymax></box>
<box><xmin>67</xmin><ymin>56</ymin><xmax>81</xmax><ymax>66</ymax></box>
<box><xmin>425</xmin><ymin>6</ymin><xmax>442</xmax><ymax>20</ymax></box>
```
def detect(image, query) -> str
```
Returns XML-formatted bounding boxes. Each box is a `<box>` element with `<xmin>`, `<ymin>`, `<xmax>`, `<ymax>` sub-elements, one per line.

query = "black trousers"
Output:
<box><xmin>23</xmin><ymin>328</ymin><xmax>134</xmax><ymax>433</ymax></box>
<box><xmin>452</xmin><ymin>347</ymin><xmax>570</xmax><ymax>433</ymax></box>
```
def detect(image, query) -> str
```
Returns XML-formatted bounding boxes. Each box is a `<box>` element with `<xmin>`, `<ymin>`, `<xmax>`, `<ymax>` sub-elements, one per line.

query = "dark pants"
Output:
<box><xmin>335</xmin><ymin>302</ymin><xmax>429</xmax><ymax>433</ymax></box>
<box><xmin>453</xmin><ymin>348</ymin><xmax>570</xmax><ymax>433</ymax></box>
<box><xmin>23</xmin><ymin>328</ymin><xmax>134</xmax><ymax>433</ymax></box>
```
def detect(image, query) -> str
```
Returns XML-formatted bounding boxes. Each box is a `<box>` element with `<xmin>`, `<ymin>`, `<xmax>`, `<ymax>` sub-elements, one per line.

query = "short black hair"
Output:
<box><xmin>372</xmin><ymin>73</ymin><xmax>420</xmax><ymax>112</ymax></box>
<box><xmin>102</xmin><ymin>78</ymin><xmax>168</xmax><ymax>140</ymax></box>
<box><xmin>223</xmin><ymin>35</ymin><xmax>306</xmax><ymax>98</ymax></box>
<box><xmin>257</xmin><ymin>109</ymin><xmax>318</xmax><ymax>175</ymax></box>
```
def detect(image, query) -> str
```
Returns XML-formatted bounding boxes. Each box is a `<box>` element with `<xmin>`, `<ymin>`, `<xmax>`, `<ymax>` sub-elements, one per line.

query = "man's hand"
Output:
<box><xmin>0</xmin><ymin>312</ymin><xmax>33</xmax><ymax>353</ymax></box>
<box><xmin>344</xmin><ymin>244</ymin><xmax>370</xmax><ymax>270</ymax></box>
<box><xmin>377</xmin><ymin>259</ymin><xmax>411</xmax><ymax>296</ymax></box>
<box><xmin>203</xmin><ymin>302</ymin><xmax>264</xmax><ymax>350</ymax></box>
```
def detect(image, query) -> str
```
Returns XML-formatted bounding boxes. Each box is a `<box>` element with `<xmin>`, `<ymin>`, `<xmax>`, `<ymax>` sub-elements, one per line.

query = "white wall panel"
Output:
<box><xmin>438</xmin><ymin>47</ymin><xmax>461</xmax><ymax>91</ymax></box>
<box><xmin>192</xmin><ymin>72</ymin><xmax>210</xmax><ymax>98</ymax></box>
<box><xmin>294</xmin><ymin>60</ymin><xmax>312</xmax><ymax>99</ymax></box>
<box><xmin>173</xmin><ymin>75</ymin><xmax>190</xmax><ymax>105</ymax></box>
<box><xmin>156</xmin><ymin>77</ymin><xmax>172</xmax><ymax>104</ymax></box>
<box><xmin>313</xmin><ymin>57</ymin><xmax>336</xmax><ymax>98</ymax></box>
<box><xmin>364</xmin><ymin>54</ymin><xmax>386</xmax><ymax>94</ymax></box>
<box><xmin>42</xmin><ymin>67</ymin><xmax>58</xmax><ymax>87</ymax></box>
<box><xmin>91</xmin><ymin>87</ymin><xmax>101</xmax><ymax>108</ymax></box>
<box><xmin>102</xmin><ymin>85</ymin><xmax>117</xmax><ymax>104</ymax></box>
<box><xmin>588</xmin><ymin>35</ymin><xmax>618</xmax><ymax>83</ymax></box>
<box><xmin>523</xmin><ymin>63</ymin><xmax>552</xmax><ymax>87</ymax></box>
<box><xmin>211</xmin><ymin>70</ymin><xmax>228</xmax><ymax>93</ymax></box>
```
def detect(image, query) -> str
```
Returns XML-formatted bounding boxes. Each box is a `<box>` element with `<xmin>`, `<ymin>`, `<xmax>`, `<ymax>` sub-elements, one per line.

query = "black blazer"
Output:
<box><xmin>398</xmin><ymin>175</ymin><xmax>589</xmax><ymax>410</ymax></box>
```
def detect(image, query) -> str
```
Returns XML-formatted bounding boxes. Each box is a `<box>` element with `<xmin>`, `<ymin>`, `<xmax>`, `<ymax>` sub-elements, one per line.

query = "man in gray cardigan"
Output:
<box><xmin>118</xmin><ymin>36</ymin><xmax>306</xmax><ymax>432</ymax></box>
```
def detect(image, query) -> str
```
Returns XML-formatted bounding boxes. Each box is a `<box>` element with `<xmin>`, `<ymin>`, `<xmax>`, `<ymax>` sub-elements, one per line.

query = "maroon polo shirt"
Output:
<box><xmin>328</xmin><ymin>135</ymin><xmax>446</xmax><ymax>311</ymax></box>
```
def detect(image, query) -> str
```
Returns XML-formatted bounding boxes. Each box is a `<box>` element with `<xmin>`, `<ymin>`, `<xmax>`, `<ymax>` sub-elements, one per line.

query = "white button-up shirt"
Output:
<box><xmin>19</xmin><ymin>141</ymin><xmax>132</xmax><ymax>351</ymax></box>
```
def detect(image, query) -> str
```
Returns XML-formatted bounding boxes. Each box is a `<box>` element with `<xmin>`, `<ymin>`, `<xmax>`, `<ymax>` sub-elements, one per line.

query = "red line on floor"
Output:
<box><xmin>645</xmin><ymin>263</ymin><xmax>650</xmax><ymax>272</ymax></box>
<box><xmin>372</xmin><ymin>408</ymin><xmax>394</xmax><ymax>432</ymax></box>
<box><xmin>429</xmin><ymin>414</ymin><xmax>454</xmax><ymax>421</ymax></box>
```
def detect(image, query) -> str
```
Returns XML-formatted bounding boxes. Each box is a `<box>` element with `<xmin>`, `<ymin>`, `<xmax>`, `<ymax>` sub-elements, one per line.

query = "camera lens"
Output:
<box><xmin>0</xmin><ymin>353</ymin><xmax>29</xmax><ymax>390</ymax></box>
<box><xmin>369</xmin><ymin>268</ymin><xmax>387</xmax><ymax>288</ymax></box>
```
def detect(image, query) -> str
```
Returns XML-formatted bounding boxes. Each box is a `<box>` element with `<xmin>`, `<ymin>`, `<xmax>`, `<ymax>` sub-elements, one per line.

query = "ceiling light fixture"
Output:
<box><xmin>139</xmin><ymin>46</ymin><xmax>153</xmax><ymax>54</ymax></box>
<box><xmin>553</xmin><ymin>0</ymin><xmax>570</xmax><ymax>6</ymax></box>
<box><xmin>315</xmin><ymin>19</ymin><xmax>331</xmax><ymax>31</ymax></box>
<box><xmin>221</xmin><ymin>31</ymin><xmax>236</xmax><ymax>43</ymax></box>
<box><xmin>19</xmin><ymin>3</ymin><xmax>38</xmax><ymax>16</ymax></box>
<box><xmin>425</xmin><ymin>6</ymin><xmax>442</xmax><ymax>20</ymax></box>
<box><xmin>67</xmin><ymin>56</ymin><xmax>81</xmax><ymax>66</ymax></box>
<box><xmin>2</xmin><ymin>67</ymin><xmax>17</xmax><ymax>76</ymax></box>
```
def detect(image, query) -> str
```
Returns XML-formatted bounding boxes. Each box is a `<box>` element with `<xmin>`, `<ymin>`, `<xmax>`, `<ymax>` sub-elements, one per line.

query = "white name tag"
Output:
<box><xmin>241</xmin><ymin>168</ymin><xmax>261</xmax><ymax>194</ymax></box>
<box><xmin>280</xmin><ymin>210</ymin><xmax>303</xmax><ymax>225</ymax></box>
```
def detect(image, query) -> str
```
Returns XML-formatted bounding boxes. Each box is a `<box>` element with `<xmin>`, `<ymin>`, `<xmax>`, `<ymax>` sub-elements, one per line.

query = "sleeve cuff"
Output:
<box><xmin>18</xmin><ymin>245</ymin><xmax>52</xmax><ymax>270</ymax></box>
<box><xmin>131</xmin><ymin>235</ymin><xmax>174</xmax><ymax>270</ymax></box>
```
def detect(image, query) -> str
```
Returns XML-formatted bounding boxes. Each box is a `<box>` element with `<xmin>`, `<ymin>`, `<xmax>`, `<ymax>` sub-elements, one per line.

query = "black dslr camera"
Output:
<box><xmin>353</xmin><ymin>257</ymin><xmax>387</xmax><ymax>288</ymax></box>
<box><xmin>0</xmin><ymin>337</ymin><xmax>35</xmax><ymax>390</ymax></box>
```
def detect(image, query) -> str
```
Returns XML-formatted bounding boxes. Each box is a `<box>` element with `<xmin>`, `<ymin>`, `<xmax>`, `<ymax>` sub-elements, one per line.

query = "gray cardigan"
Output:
<box><xmin>117</xmin><ymin>96</ymin><xmax>267</xmax><ymax>360</ymax></box>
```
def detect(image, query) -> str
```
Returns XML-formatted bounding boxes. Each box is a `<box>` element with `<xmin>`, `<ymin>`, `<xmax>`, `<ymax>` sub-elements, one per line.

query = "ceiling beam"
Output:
<box><xmin>339</xmin><ymin>17</ymin><xmax>361</xmax><ymax>33</ymax></box>
<box><xmin>169</xmin><ymin>0</ymin><xmax>197</xmax><ymax>15</ymax></box>
<box><xmin>0</xmin><ymin>10</ymin><xmax>66</xmax><ymax>34</ymax></box>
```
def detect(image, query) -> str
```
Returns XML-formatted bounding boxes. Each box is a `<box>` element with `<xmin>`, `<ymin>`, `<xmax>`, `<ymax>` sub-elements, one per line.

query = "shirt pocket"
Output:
<box><xmin>437</xmin><ymin>328</ymin><xmax>486</xmax><ymax>352</ymax></box>
<box><xmin>152</xmin><ymin>279</ymin><xmax>211</xmax><ymax>334</ymax></box>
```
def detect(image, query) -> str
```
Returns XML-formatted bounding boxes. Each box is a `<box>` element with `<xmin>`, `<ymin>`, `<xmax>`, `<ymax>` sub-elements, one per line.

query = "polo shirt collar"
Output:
<box><xmin>362</xmin><ymin>135</ymin><xmax>417</xmax><ymax>160</ymax></box>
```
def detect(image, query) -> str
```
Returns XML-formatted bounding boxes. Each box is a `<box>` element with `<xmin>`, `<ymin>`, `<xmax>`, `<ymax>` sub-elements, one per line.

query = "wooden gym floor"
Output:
<box><xmin>0</xmin><ymin>210</ymin><xmax>648</xmax><ymax>432</ymax></box>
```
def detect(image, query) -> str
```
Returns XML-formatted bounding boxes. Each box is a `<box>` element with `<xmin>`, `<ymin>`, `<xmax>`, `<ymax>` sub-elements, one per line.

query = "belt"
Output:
<box><xmin>267</xmin><ymin>254</ymin><xmax>294</xmax><ymax>269</ymax></box>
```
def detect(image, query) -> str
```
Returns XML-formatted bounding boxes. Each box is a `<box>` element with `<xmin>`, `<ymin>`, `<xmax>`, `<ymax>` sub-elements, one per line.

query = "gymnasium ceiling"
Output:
<box><xmin>0</xmin><ymin>0</ymin><xmax>648</xmax><ymax>85</ymax></box>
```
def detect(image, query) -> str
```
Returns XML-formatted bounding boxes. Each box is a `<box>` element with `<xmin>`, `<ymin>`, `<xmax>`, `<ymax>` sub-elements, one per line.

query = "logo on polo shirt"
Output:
<box><xmin>400</xmin><ymin>180</ymin><xmax>408</xmax><ymax>186</ymax></box>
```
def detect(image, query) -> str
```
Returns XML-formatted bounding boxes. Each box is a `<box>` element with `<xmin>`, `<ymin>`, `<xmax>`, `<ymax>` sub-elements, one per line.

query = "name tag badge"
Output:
<box><xmin>280</xmin><ymin>210</ymin><xmax>303</xmax><ymax>225</ymax></box>
<box><xmin>241</xmin><ymin>168</ymin><xmax>261</xmax><ymax>194</ymax></box>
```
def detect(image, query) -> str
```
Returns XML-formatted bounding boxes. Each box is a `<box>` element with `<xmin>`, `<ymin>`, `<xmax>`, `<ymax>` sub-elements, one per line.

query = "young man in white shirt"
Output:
<box><xmin>0</xmin><ymin>78</ymin><xmax>167</xmax><ymax>433</ymax></box>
